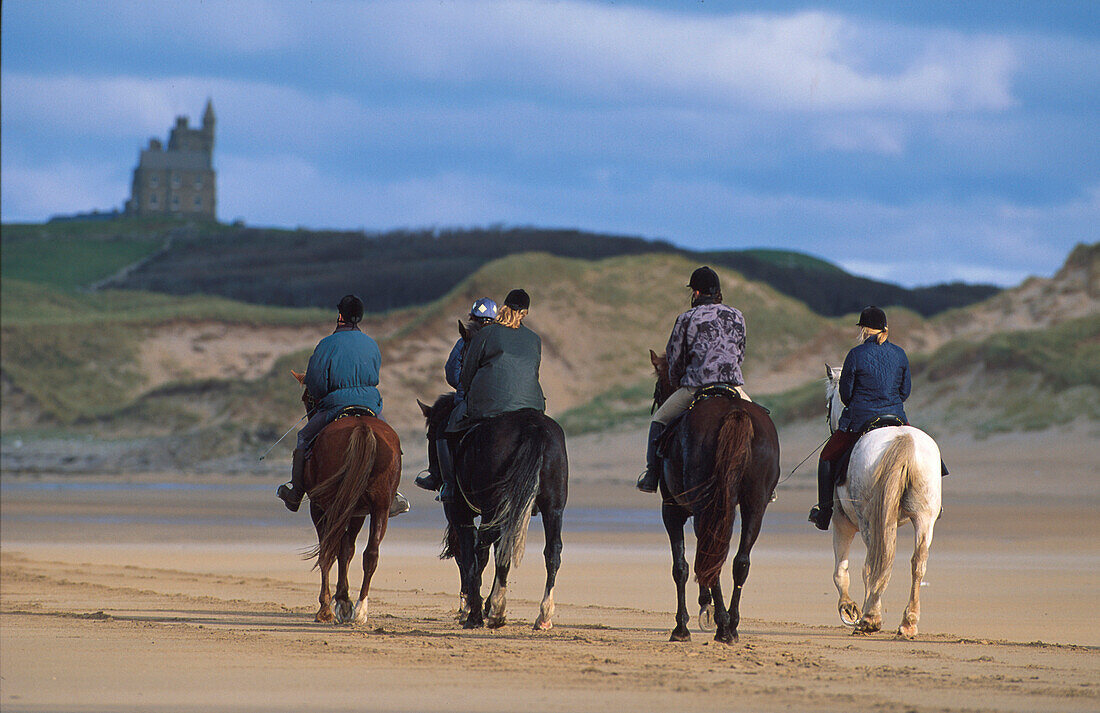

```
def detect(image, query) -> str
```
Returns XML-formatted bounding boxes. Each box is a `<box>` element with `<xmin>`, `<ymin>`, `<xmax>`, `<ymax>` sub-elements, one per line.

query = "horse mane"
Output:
<box><xmin>694</xmin><ymin>408</ymin><xmax>753</xmax><ymax>587</ymax></box>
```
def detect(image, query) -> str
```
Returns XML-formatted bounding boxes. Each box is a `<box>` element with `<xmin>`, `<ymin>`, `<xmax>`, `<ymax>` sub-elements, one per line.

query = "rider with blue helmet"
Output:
<box><xmin>415</xmin><ymin>297</ymin><xmax>499</xmax><ymax>491</ymax></box>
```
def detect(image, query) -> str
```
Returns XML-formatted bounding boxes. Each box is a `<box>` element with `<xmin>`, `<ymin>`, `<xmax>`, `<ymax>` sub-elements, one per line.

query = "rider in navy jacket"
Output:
<box><xmin>836</xmin><ymin>334</ymin><xmax>910</xmax><ymax>433</ymax></box>
<box><xmin>809</xmin><ymin>306</ymin><xmax>910</xmax><ymax>530</ymax></box>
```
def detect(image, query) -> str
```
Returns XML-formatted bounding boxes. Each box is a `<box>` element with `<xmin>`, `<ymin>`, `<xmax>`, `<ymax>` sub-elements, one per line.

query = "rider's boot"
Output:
<box><xmin>414</xmin><ymin>439</ymin><xmax>446</xmax><ymax>491</ymax></box>
<box><xmin>389</xmin><ymin>492</ymin><xmax>410</xmax><ymax>517</ymax></box>
<box><xmin>438</xmin><ymin>438</ymin><xmax>458</xmax><ymax>503</ymax></box>
<box><xmin>635</xmin><ymin>422</ymin><xmax>664</xmax><ymax>493</ymax></box>
<box><xmin>808</xmin><ymin>458</ymin><xmax>834</xmax><ymax>530</ymax></box>
<box><xmin>277</xmin><ymin>448</ymin><xmax>306</xmax><ymax>512</ymax></box>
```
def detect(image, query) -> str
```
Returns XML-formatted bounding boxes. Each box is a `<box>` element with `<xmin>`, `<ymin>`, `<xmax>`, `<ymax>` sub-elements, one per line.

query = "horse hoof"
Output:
<box><xmin>839</xmin><ymin>602</ymin><xmax>861</xmax><ymax>626</ymax></box>
<box><xmin>315</xmin><ymin>609</ymin><xmax>335</xmax><ymax>623</ymax></box>
<box><xmin>698</xmin><ymin>605</ymin><xmax>715</xmax><ymax>632</ymax></box>
<box><xmin>897</xmin><ymin>624</ymin><xmax>917</xmax><ymax>639</ymax></box>
<box><xmin>463</xmin><ymin>617</ymin><xmax>485</xmax><ymax>630</ymax></box>
<box><xmin>334</xmin><ymin>601</ymin><xmax>354</xmax><ymax>624</ymax></box>
<box><xmin>669</xmin><ymin>628</ymin><xmax>691</xmax><ymax>642</ymax></box>
<box><xmin>487</xmin><ymin>617</ymin><xmax>507</xmax><ymax>629</ymax></box>
<box><xmin>715</xmin><ymin>628</ymin><xmax>737</xmax><ymax>645</ymax></box>
<box><xmin>533</xmin><ymin>618</ymin><xmax>553</xmax><ymax>631</ymax></box>
<box><xmin>853</xmin><ymin>620</ymin><xmax>881</xmax><ymax>635</ymax></box>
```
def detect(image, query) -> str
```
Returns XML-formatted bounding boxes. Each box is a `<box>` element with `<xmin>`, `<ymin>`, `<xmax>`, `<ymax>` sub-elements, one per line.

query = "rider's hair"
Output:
<box><xmin>496</xmin><ymin>305</ymin><xmax>527</xmax><ymax>329</ymax></box>
<box><xmin>859</xmin><ymin>326</ymin><xmax>889</xmax><ymax>344</ymax></box>
<box><xmin>691</xmin><ymin>290</ymin><xmax>723</xmax><ymax>308</ymax></box>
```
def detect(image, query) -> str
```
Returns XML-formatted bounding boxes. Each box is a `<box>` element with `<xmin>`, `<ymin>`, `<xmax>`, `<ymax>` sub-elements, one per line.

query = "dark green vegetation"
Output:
<box><xmin>11</xmin><ymin>221</ymin><xmax>998</xmax><ymax>317</ymax></box>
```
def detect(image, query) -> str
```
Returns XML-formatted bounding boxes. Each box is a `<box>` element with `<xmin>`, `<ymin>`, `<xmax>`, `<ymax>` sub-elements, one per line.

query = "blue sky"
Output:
<box><xmin>2</xmin><ymin>1</ymin><xmax>1097</xmax><ymax>287</ymax></box>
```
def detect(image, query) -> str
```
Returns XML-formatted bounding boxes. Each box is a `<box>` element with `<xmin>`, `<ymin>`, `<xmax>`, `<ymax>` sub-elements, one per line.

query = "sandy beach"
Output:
<box><xmin>2</xmin><ymin>426</ymin><xmax>1098</xmax><ymax>712</ymax></box>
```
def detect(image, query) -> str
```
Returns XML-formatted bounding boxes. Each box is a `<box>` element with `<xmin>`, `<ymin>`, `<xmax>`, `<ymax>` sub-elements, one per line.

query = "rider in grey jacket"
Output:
<box><xmin>637</xmin><ymin>267</ymin><xmax>751</xmax><ymax>493</ymax></box>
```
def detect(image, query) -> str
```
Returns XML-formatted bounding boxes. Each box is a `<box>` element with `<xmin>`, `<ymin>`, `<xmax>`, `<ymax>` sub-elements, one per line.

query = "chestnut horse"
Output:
<box><xmin>651</xmin><ymin>351</ymin><xmax>780</xmax><ymax>643</ymax></box>
<box><xmin>291</xmin><ymin>371</ymin><xmax>401</xmax><ymax>625</ymax></box>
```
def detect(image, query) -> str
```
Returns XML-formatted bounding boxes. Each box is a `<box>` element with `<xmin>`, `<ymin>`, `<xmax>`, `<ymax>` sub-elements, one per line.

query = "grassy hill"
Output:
<box><xmin>2</xmin><ymin>220</ymin><xmax>998</xmax><ymax>318</ymax></box>
<box><xmin>1</xmin><ymin>231</ymin><xmax>1094</xmax><ymax>473</ymax></box>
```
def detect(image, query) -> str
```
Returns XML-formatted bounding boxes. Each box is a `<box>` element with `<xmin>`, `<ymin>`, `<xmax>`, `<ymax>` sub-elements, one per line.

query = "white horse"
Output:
<box><xmin>824</xmin><ymin>364</ymin><xmax>942</xmax><ymax>638</ymax></box>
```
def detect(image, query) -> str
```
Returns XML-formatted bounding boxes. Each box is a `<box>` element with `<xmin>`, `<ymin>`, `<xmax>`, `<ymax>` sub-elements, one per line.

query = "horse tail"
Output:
<box><xmin>695</xmin><ymin>409</ymin><xmax>753</xmax><ymax>588</ymax></box>
<box><xmin>864</xmin><ymin>432</ymin><xmax>914</xmax><ymax>597</ymax></box>
<box><xmin>487</xmin><ymin>420</ymin><xmax>544</xmax><ymax>570</ymax></box>
<box><xmin>440</xmin><ymin>522</ymin><xmax>459</xmax><ymax>561</ymax></box>
<box><xmin>307</xmin><ymin>423</ymin><xmax>378</xmax><ymax>572</ymax></box>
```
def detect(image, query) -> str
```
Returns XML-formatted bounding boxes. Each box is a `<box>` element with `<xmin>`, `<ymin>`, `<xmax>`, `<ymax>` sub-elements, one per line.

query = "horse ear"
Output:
<box><xmin>291</xmin><ymin>369</ymin><xmax>306</xmax><ymax>384</ymax></box>
<box><xmin>458</xmin><ymin>320</ymin><xmax>469</xmax><ymax>340</ymax></box>
<box><xmin>417</xmin><ymin>399</ymin><xmax>433</xmax><ymax>417</ymax></box>
<box><xmin>650</xmin><ymin>349</ymin><xmax>661</xmax><ymax>367</ymax></box>
<box><xmin>824</xmin><ymin>363</ymin><xmax>832</xmax><ymax>377</ymax></box>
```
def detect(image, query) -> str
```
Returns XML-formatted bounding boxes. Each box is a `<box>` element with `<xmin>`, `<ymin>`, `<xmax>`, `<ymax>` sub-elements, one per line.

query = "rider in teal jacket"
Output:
<box><xmin>277</xmin><ymin>295</ymin><xmax>407</xmax><ymax>517</ymax></box>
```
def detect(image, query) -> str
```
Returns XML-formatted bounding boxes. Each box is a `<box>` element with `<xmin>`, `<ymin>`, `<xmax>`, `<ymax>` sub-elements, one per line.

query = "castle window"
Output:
<box><xmin>149</xmin><ymin>193</ymin><xmax>158</xmax><ymax>206</ymax></box>
<box><xmin>171</xmin><ymin>195</ymin><xmax>181</xmax><ymax>210</ymax></box>
<box><xmin>150</xmin><ymin>175</ymin><xmax>159</xmax><ymax>188</ymax></box>
<box><xmin>193</xmin><ymin>196</ymin><xmax>202</xmax><ymax>208</ymax></box>
<box><xmin>171</xmin><ymin>174</ymin><xmax>181</xmax><ymax>188</ymax></box>
<box><xmin>194</xmin><ymin>175</ymin><xmax>203</xmax><ymax>189</ymax></box>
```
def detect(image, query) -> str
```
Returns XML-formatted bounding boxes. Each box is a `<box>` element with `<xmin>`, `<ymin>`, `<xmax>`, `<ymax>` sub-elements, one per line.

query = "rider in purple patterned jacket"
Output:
<box><xmin>637</xmin><ymin>266</ymin><xmax>752</xmax><ymax>493</ymax></box>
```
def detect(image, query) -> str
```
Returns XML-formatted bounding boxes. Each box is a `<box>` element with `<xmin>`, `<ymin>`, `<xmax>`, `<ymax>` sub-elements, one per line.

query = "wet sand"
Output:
<box><xmin>1</xmin><ymin>428</ymin><xmax>1098</xmax><ymax>712</ymax></box>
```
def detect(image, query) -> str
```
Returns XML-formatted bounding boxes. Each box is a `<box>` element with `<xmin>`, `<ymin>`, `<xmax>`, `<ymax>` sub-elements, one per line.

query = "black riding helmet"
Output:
<box><xmin>857</xmin><ymin>306</ymin><xmax>887</xmax><ymax>330</ymax></box>
<box><xmin>338</xmin><ymin>294</ymin><xmax>364</xmax><ymax>324</ymax></box>
<box><xmin>688</xmin><ymin>266</ymin><xmax>720</xmax><ymax>295</ymax></box>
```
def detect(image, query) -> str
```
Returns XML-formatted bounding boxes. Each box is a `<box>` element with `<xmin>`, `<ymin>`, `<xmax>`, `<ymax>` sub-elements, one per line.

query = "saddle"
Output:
<box><xmin>333</xmin><ymin>405</ymin><xmax>376</xmax><ymax>421</ymax></box>
<box><xmin>656</xmin><ymin>384</ymin><xmax>747</xmax><ymax>458</ymax></box>
<box><xmin>835</xmin><ymin>414</ymin><xmax>906</xmax><ymax>486</ymax></box>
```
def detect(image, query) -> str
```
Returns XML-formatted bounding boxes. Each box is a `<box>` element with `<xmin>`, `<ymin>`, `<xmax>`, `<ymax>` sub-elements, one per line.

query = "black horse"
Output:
<box><xmin>418</xmin><ymin>395</ymin><xmax>568</xmax><ymax>630</ymax></box>
<box><xmin>650</xmin><ymin>350</ymin><xmax>781</xmax><ymax>643</ymax></box>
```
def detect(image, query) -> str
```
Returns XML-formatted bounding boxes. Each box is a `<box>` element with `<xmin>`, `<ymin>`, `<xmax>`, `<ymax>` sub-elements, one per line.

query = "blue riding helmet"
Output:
<box><xmin>469</xmin><ymin>297</ymin><xmax>498</xmax><ymax>322</ymax></box>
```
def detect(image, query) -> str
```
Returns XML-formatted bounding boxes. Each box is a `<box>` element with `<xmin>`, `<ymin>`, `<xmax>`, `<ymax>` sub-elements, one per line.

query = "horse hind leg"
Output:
<box><xmin>334</xmin><ymin>518</ymin><xmax>362</xmax><ymax>624</ymax></box>
<box><xmin>898</xmin><ymin>514</ymin><xmax>935</xmax><ymax>639</ymax></box>
<box><xmin>352</xmin><ymin>510</ymin><xmax>384</xmax><ymax>626</ymax></box>
<box><xmin>832</xmin><ymin>510</ymin><xmax>861</xmax><ymax>626</ymax></box>
<box><xmin>725</xmin><ymin>496</ymin><xmax>768</xmax><ymax>643</ymax></box>
<box><xmin>662</xmin><ymin>503</ymin><xmax>692</xmax><ymax>642</ymax></box>
<box><xmin>856</xmin><ymin>520</ymin><xmax>898</xmax><ymax>634</ymax></box>
<box><xmin>697</xmin><ymin>586</ymin><xmax>715</xmax><ymax>631</ymax></box>
<box><xmin>534</xmin><ymin>506</ymin><xmax>563</xmax><ymax>630</ymax></box>
<box><xmin>485</xmin><ymin>526</ymin><xmax>510</xmax><ymax>629</ymax></box>
<box><xmin>710</xmin><ymin>581</ymin><xmax>734</xmax><ymax>644</ymax></box>
<box><xmin>312</xmin><ymin>506</ymin><xmax>335</xmax><ymax>623</ymax></box>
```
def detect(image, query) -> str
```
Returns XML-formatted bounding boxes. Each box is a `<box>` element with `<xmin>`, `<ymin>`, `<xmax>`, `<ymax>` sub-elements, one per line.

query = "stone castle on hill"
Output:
<box><xmin>124</xmin><ymin>100</ymin><xmax>217</xmax><ymax>220</ymax></box>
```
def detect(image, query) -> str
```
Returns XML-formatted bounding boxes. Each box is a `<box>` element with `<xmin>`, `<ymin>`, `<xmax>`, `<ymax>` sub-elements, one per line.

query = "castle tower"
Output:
<box><xmin>125</xmin><ymin>100</ymin><xmax>217</xmax><ymax>220</ymax></box>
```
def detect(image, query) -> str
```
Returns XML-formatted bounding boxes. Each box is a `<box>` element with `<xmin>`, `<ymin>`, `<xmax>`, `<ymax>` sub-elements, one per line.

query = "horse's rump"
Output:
<box><xmin>694</xmin><ymin>406</ymin><xmax>754</xmax><ymax>587</ymax></box>
<box><xmin>306</xmin><ymin>416</ymin><xmax>399</xmax><ymax>571</ymax></box>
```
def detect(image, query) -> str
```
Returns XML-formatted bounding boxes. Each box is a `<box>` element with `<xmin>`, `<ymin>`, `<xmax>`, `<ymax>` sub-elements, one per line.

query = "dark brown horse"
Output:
<box><xmin>650</xmin><ymin>351</ymin><xmax>780</xmax><ymax>643</ymax></box>
<box><xmin>292</xmin><ymin>371</ymin><xmax>401</xmax><ymax>624</ymax></box>
<box><xmin>418</xmin><ymin>395</ymin><xmax>567</xmax><ymax>630</ymax></box>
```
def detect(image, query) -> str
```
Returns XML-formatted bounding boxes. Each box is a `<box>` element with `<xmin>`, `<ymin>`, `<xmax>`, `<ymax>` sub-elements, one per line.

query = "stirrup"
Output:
<box><xmin>389</xmin><ymin>492</ymin><xmax>410</xmax><ymax>517</ymax></box>
<box><xmin>636</xmin><ymin>470</ymin><xmax>658</xmax><ymax>493</ymax></box>
<box><xmin>414</xmin><ymin>469</ymin><xmax>442</xmax><ymax>491</ymax></box>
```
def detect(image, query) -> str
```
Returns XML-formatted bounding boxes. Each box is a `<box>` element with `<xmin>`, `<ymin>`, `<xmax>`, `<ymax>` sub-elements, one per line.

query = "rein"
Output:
<box><xmin>774</xmin><ymin>435</ymin><xmax>830</xmax><ymax>487</ymax></box>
